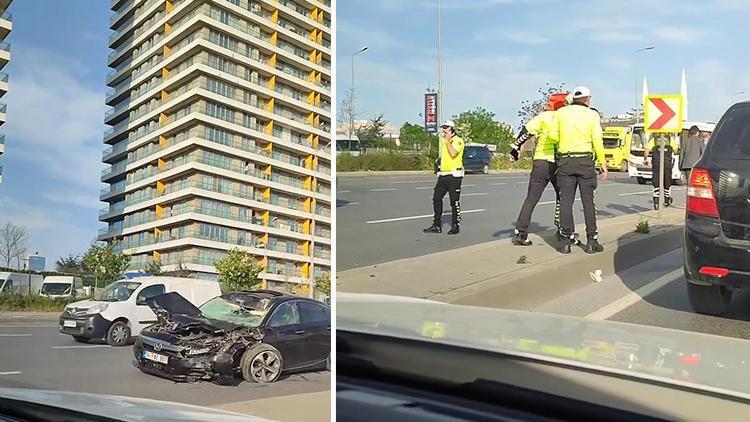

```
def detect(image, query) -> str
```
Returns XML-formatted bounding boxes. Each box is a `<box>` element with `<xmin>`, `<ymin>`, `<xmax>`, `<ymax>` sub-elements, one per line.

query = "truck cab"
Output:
<box><xmin>601</xmin><ymin>126</ymin><xmax>631</xmax><ymax>172</ymax></box>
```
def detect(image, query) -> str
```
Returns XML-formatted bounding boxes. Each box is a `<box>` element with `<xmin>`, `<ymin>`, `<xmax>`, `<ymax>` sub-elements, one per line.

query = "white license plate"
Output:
<box><xmin>144</xmin><ymin>350</ymin><xmax>168</xmax><ymax>364</ymax></box>
<box><xmin>62</xmin><ymin>320</ymin><xmax>76</xmax><ymax>328</ymax></box>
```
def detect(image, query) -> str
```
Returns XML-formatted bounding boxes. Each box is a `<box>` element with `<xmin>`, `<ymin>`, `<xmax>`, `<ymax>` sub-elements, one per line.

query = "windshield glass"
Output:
<box><xmin>199</xmin><ymin>297</ymin><xmax>269</xmax><ymax>328</ymax></box>
<box><xmin>40</xmin><ymin>283</ymin><xmax>71</xmax><ymax>295</ymax></box>
<box><xmin>97</xmin><ymin>282</ymin><xmax>140</xmax><ymax>302</ymax></box>
<box><xmin>603</xmin><ymin>137</ymin><xmax>619</xmax><ymax>148</ymax></box>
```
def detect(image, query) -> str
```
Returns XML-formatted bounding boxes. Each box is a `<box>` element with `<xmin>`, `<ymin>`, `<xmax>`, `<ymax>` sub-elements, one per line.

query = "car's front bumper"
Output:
<box><xmin>132</xmin><ymin>338</ymin><xmax>235</xmax><ymax>383</ymax></box>
<box><xmin>59</xmin><ymin>314</ymin><xmax>111</xmax><ymax>339</ymax></box>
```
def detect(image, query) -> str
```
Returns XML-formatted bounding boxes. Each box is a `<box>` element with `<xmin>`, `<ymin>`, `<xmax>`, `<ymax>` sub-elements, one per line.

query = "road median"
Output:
<box><xmin>337</xmin><ymin>207</ymin><xmax>684</xmax><ymax>310</ymax></box>
<box><xmin>213</xmin><ymin>391</ymin><xmax>330</xmax><ymax>422</ymax></box>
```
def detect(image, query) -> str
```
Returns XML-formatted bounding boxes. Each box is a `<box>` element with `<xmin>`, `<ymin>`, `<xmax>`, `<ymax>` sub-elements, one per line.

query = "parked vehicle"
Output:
<box><xmin>684</xmin><ymin>102</ymin><xmax>750</xmax><ymax>315</ymax></box>
<box><xmin>0</xmin><ymin>272</ymin><xmax>44</xmax><ymax>295</ymax></box>
<box><xmin>133</xmin><ymin>290</ymin><xmax>330</xmax><ymax>384</ymax></box>
<box><xmin>462</xmin><ymin>145</ymin><xmax>492</xmax><ymax>174</ymax></box>
<box><xmin>40</xmin><ymin>276</ymin><xmax>84</xmax><ymax>298</ymax></box>
<box><xmin>59</xmin><ymin>276</ymin><xmax>221</xmax><ymax>346</ymax></box>
<box><xmin>600</xmin><ymin>126</ymin><xmax>632</xmax><ymax>172</ymax></box>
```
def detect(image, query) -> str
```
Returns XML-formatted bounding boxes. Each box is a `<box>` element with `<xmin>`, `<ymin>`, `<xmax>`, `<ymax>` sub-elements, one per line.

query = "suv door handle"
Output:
<box><xmin>295</xmin><ymin>330</ymin><xmax>306</xmax><ymax>335</ymax></box>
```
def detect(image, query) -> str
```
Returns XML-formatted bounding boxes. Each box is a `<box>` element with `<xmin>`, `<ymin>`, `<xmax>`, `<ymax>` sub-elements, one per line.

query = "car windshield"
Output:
<box><xmin>603</xmin><ymin>137</ymin><xmax>619</xmax><ymax>148</ymax></box>
<box><xmin>40</xmin><ymin>283</ymin><xmax>71</xmax><ymax>295</ymax></box>
<box><xmin>199</xmin><ymin>296</ymin><xmax>269</xmax><ymax>328</ymax></box>
<box><xmin>97</xmin><ymin>282</ymin><xmax>140</xmax><ymax>302</ymax></box>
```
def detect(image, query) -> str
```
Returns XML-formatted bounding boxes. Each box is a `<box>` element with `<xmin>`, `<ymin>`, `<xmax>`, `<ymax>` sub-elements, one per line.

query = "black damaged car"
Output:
<box><xmin>132</xmin><ymin>290</ymin><xmax>330</xmax><ymax>384</ymax></box>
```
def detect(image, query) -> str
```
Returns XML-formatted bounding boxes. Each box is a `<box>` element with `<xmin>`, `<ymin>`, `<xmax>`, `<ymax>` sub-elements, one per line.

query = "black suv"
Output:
<box><xmin>684</xmin><ymin>102</ymin><xmax>750</xmax><ymax>315</ymax></box>
<box><xmin>463</xmin><ymin>146</ymin><xmax>492</xmax><ymax>174</ymax></box>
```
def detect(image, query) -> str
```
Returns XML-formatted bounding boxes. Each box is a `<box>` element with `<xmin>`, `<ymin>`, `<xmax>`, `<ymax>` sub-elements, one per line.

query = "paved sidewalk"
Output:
<box><xmin>213</xmin><ymin>391</ymin><xmax>330</xmax><ymax>422</ymax></box>
<box><xmin>338</xmin><ymin>207</ymin><xmax>685</xmax><ymax>308</ymax></box>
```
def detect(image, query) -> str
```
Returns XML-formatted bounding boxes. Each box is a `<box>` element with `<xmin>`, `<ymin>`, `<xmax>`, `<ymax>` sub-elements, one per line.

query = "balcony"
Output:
<box><xmin>0</xmin><ymin>11</ymin><xmax>11</xmax><ymax>40</ymax></box>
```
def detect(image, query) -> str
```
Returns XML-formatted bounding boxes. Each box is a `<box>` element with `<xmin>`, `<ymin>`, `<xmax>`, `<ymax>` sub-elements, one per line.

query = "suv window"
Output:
<box><xmin>298</xmin><ymin>301</ymin><xmax>330</xmax><ymax>323</ymax></box>
<box><xmin>479</xmin><ymin>149</ymin><xmax>491</xmax><ymax>159</ymax></box>
<box><xmin>136</xmin><ymin>284</ymin><xmax>165</xmax><ymax>305</ymax></box>
<box><xmin>710</xmin><ymin>106</ymin><xmax>750</xmax><ymax>157</ymax></box>
<box><xmin>464</xmin><ymin>147</ymin><xmax>477</xmax><ymax>158</ymax></box>
<box><xmin>268</xmin><ymin>301</ymin><xmax>301</xmax><ymax>327</ymax></box>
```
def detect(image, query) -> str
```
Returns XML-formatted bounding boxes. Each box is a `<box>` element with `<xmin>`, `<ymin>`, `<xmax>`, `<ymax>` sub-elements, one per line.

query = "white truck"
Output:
<box><xmin>40</xmin><ymin>276</ymin><xmax>85</xmax><ymax>299</ymax></box>
<box><xmin>0</xmin><ymin>272</ymin><xmax>44</xmax><ymax>295</ymax></box>
<box><xmin>628</xmin><ymin>121</ymin><xmax>716</xmax><ymax>186</ymax></box>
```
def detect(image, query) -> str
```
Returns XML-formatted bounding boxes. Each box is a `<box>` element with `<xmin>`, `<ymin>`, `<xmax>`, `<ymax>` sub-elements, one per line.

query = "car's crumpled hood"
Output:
<box><xmin>145</xmin><ymin>292</ymin><xmax>243</xmax><ymax>336</ymax></box>
<box><xmin>338</xmin><ymin>292</ymin><xmax>750</xmax><ymax>400</ymax></box>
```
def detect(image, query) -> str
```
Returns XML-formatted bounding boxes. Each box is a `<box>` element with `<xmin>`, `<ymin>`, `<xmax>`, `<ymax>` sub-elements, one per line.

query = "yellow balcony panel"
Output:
<box><xmin>156</xmin><ymin>180</ymin><xmax>165</xmax><ymax>193</ymax></box>
<box><xmin>156</xmin><ymin>204</ymin><xmax>164</xmax><ymax>218</ymax></box>
<box><xmin>271</xmin><ymin>31</ymin><xmax>278</xmax><ymax>46</ymax></box>
<box><xmin>272</xmin><ymin>10</ymin><xmax>279</xmax><ymax>24</ymax></box>
<box><xmin>266</xmin><ymin>98</ymin><xmax>275</xmax><ymax>113</ymax></box>
<box><xmin>166</xmin><ymin>0</ymin><xmax>174</xmax><ymax>13</ymax></box>
<box><xmin>161</xmin><ymin>90</ymin><xmax>168</xmax><ymax>102</ymax></box>
<box><xmin>163</xmin><ymin>45</ymin><xmax>171</xmax><ymax>57</ymax></box>
<box><xmin>162</xmin><ymin>68</ymin><xmax>170</xmax><ymax>78</ymax></box>
<box><xmin>268</xmin><ymin>75</ymin><xmax>276</xmax><ymax>90</ymax></box>
<box><xmin>157</xmin><ymin>158</ymin><xmax>166</xmax><ymax>169</ymax></box>
<box><xmin>265</xmin><ymin>121</ymin><xmax>274</xmax><ymax>135</ymax></box>
<box><xmin>308</xmin><ymin>91</ymin><xmax>315</xmax><ymax>105</ymax></box>
<box><xmin>164</xmin><ymin>22</ymin><xmax>172</xmax><ymax>36</ymax></box>
<box><xmin>159</xmin><ymin>135</ymin><xmax>167</xmax><ymax>148</ymax></box>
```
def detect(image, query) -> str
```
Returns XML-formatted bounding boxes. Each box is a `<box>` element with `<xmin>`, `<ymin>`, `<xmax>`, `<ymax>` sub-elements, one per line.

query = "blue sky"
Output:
<box><xmin>0</xmin><ymin>1</ymin><xmax>110</xmax><ymax>268</ymax></box>
<box><xmin>337</xmin><ymin>0</ymin><xmax>750</xmax><ymax>130</ymax></box>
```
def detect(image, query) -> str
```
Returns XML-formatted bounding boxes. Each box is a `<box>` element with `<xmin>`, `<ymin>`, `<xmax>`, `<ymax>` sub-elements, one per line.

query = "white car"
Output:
<box><xmin>59</xmin><ymin>276</ymin><xmax>221</xmax><ymax>346</ymax></box>
<box><xmin>40</xmin><ymin>276</ymin><xmax>84</xmax><ymax>298</ymax></box>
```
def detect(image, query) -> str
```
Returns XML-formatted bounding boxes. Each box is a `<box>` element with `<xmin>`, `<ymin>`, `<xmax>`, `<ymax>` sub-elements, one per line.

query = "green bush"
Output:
<box><xmin>336</xmin><ymin>152</ymin><xmax>417</xmax><ymax>171</ymax></box>
<box><xmin>491</xmin><ymin>153</ymin><xmax>533</xmax><ymax>171</ymax></box>
<box><xmin>0</xmin><ymin>294</ymin><xmax>88</xmax><ymax>312</ymax></box>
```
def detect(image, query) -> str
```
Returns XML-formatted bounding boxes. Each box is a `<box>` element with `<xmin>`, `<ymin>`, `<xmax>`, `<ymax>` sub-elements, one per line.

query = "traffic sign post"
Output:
<box><xmin>645</xmin><ymin>95</ymin><xmax>684</xmax><ymax>218</ymax></box>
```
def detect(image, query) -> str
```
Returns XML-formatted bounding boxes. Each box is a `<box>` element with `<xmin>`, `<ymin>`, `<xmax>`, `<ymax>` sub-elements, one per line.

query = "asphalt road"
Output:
<box><xmin>337</xmin><ymin>172</ymin><xmax>684</xmax><ymax>270</ymax></box>
<box><xmin>0</xmin><ymin>317</ymin><xmax>330</xmax><ymax>408</ymax></box>
<box><xmin>536</xmin><ymin>247</ymin><xmax>750</xmax><ymax>341</ymax></box>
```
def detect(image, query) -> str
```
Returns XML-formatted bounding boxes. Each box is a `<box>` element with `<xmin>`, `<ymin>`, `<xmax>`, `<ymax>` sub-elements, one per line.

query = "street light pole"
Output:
<box><xmin>633</xmin><ymin>46</ymin><xmax>655</xmax><ymax>122</ymax></box>
<box><xmin>349</xmin><ymin>46</ymin><xmax>368</xmax><ymax>147</ymax></box>
<box><xmin>730</xmin><ymin>90</ymin><xmax>745</xmax><ymax>105</ymax></box>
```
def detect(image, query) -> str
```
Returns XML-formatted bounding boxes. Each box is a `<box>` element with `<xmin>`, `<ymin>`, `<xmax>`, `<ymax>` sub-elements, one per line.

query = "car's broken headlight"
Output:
<box><xmin>85</xmin><ymin>303</ymin><xmax>109</xmax><ymax>315</ymax></box>
<box><xmin>186</xmin><ymin>347</ymin><xmax>213</xmax><ymax>356</ymax></box>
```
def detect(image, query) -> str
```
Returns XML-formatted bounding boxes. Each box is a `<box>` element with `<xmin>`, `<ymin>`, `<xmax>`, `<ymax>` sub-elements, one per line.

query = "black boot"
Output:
<box><xmin>653</xmin><ymin>197</ymin><xmax>659</xmax><ymax>210</ymax></box>
<box><xmin>665</xmin><ymin>196</ymin><xmax>673</xmax><ymax>207</ymax></box>
<box><xmin>558</xmin><ymin>237</ymin><xmax>572</xmax><ymax>254</ymax></box>
<box><xmin>423</xmin><ymin>223</ymin><xmax>441</xmax><ymax>233</ymax></box>
<box><xmin>512</xmin><ymin>231</ymin><xmax>532</xmax><ymax>246</ymax></box>
<box><xmin>447</xmin><ymin>223</ymin><xmax>460</xmax><ymax>235</ymax></box>
<box><xmin>585</xmin><ymin>235</ymin><xmax>604</xmax><ymax>254</ymax></box>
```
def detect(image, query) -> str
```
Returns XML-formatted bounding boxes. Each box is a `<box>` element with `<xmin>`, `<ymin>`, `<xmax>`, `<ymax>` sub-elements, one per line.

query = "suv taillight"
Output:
<box><xmin>686</xmin><ymin>168</ymin><xmax>719</xmax><ymax>218</ymax></box>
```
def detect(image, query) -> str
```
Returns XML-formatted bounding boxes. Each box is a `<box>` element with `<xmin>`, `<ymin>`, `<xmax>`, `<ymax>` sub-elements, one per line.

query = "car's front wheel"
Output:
<box><xmin>482</xmin><ymin>164</ymin><xmax>489</xmax><ymax>174</ymax></box>
<box><xmin>620</xmin><ymin>160</ymin><xmax>628</xmax><ymax>172</ymax></box>
<box><xmin>106</xmin><ymin>321</ymin><xmax>130</xmax><ymax>346</ymax></box>
<box><xmin>637</xmin><ymin>177</ymin><xmax>647</xmax><ymax>185</ymax></box>
<box><xmin>241</xmin><ymin>344</ymin><xmax>283</xmax><ymax>383</ymax></box>
<box><xmin>687</xmin><ymin>281</ymin><xmax>732</xmax><ymax>315</ymax></box>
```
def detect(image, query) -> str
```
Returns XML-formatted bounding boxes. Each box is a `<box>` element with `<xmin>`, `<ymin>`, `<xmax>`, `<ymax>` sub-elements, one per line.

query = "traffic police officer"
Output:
<box><xmin>510</xmin><ymin>93</ymin><xmax>568</xmax><ymax>246</ymax></box>
<box><xmin>644</xmin><ymin>133</ymin><xmax>680</xmax><ymax>210</ymax></box>
<box><xmin>424</xmin><ymin>120</ymin><xmax>465</xmax><ymax>235</ymax></box>
<box><xmin>548</xmin><ymin>86</ymin><xmax>607</xmax><ymax>254</ymax></box>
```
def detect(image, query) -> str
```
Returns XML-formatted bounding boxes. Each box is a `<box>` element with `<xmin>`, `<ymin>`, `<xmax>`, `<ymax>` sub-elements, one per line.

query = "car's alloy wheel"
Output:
<box><xmin>242</xmin><ymin>344</ymin><xmax>283</xmax><ymax>383</ymax></box>
<box><xmin>482</xmin><ymin>164</ymin><xmax>489</xmax><ymax>174</ymax></box>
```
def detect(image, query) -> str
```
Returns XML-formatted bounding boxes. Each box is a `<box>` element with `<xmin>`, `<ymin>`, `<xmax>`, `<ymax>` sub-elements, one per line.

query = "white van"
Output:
<box><xmin>0</xmin><ymin>272</ymin><xmax>44</xmax><ymax>295</ymax></box>
<box><xmin>40</xmin><ymin>276</ymin><xmax>84</xmax><ymax>298</ymax></box>
<box><xmin>58</xmin><ymin>276</ymin><xmax>221</xmax><ymax>346</ymax></box>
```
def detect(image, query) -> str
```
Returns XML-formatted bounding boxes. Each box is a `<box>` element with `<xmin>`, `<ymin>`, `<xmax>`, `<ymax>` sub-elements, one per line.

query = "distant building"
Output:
<box><xmin>0</xmin><ymin>0</ymin><xmax>12</xmax><ymax>189</ymax></box>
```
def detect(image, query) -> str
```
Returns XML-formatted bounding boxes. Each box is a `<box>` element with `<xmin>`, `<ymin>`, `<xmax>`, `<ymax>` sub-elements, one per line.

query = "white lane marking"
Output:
<box><xmin>490</xmin><ymin>182</ymin><xmax>506</xmax><ymax>186</ymax></box>
<box><xmin>462</xmin><ymin>184</ymin><xmax>477</xmax><ymax>187</ymax></box>
<box><xmin>344</xmin><ymin>202</ymin><xmax>360</xmax><ymax>206</ymax></box>
<box><xmin>618</xmin><ymin>190</ymin><xmax>652</xmax><ymax>197</ymax></box>
<box><xmin>366</xmin><ymin>209</ymin><xmax>486</xmax><ymax>224</ymax></box>
<box><xmin>337</xmin><ymin>190</ymin><xmax>351</xmax><ymax>193</ymax></box>
<box><xmin>390</xmin><ymin>180</ymin><xmax>434</xmax><ymax>184</ymax></box>
<box><xmin>539</xmin><ymin>198</ymin><xmax>579</xmax><ymax>205</ymax></box>
<box><xmin>0</xmin><ymin>324</ymin><xmax>58</xmax><ymax>328</ymax></box>
<box><xmin>51</xmin><ymin>345</ymin><xmax>111</xmax><ymax>349</ymax></box>
<box><xmin>0</xmin><ymin>334</ymin><xmax>31</xmax><ymax>337</ymax></box>
<box><xmin>585</xmin><ymin>269</ymin><xmax>683</xmax><ymax>320</ymax></box>
<box><xmin>462</xmin><ymin>192</ymin><xmax>488</xmax><ymax>197</ymax></box>
<box><xmin>415</xmin><ymin>186</ymin><xmax>433</xmax><ymax>190</ymax></box>
<box><xmin>369</xmin><ymin>188</ymin><xmax>399</xmax><ymax>192</ymax></box>
<box><xmin>0</xmin><ymin>372</ymin><xmax>22</xmax><ymax>375</ymax></box>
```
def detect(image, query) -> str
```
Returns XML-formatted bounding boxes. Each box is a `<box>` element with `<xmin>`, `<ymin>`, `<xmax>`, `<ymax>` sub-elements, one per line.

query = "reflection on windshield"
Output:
<box><xmin>603</xmin><ymin>138</ymin><xmax>619</xmax><ymax>148</ymax></box>
<box><xmin>41</xmin><ymin>283</ymin><xmax>72</xmax><ymax>295</ymax></box>
<box><xmin>199</xmin><ymin>297</ymin><xmax>267</xmax><ymax>328</ymax></box>
<box><xmin>98</xmin><ymin>282</ymin><xmax>140</xmax><ymax>302</ymax></box>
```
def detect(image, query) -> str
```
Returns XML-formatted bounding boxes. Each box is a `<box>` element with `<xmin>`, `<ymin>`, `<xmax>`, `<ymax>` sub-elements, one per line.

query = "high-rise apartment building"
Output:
<box><xmin>99</xmin><ymin>0</ymin><xmax>332</xmax><ymax>294</ymax></box>
<box><xmin>0</xmin><ymin>0</ymin><xmax>12</xmax><ymax>186</ymax></box>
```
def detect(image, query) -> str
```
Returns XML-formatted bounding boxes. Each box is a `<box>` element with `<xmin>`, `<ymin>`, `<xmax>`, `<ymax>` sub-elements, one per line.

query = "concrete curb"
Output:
<box><xmin>212</xmin><ymin>391</ymin><xmax>330</xmax><ymax>422</ymax></box>
<box><xmin>0</xmin><ymin>311</ymin><xmax>60</xmax><ymax>317</ymax></box>
<box><xmin>338</xmin><ymin>208</ymin><xmax>685</xmax><ymax>309</ymax></box>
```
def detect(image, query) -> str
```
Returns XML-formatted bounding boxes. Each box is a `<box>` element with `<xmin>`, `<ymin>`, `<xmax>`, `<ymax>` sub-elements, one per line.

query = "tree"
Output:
<box><xmin>0</xmin><ymin>222</ymin><xmax>29</xmax><ymax>269</ymax></box>
<box><xmin>145</xmin><ymin>259</ymin><xmax>162</xmax><ymax>276</ymax></box>
<box><xmin>162</xmin><ymin>262</ymin><xmax>194</xmax><ymax>278</ymax></box>
<box><xmin>337</xmin><ymin>88</ymin><xmax>359</xmax><ymax>141</ymax></box>
<box><xmin>399</xmin><ymin>122</ymin><xmax>436</xmax><ymax>151</ymax></box>
<box><xmin>453</xmin><ymin>107</ymin><xmax>516</xmax><ymax>154</ymax></box>
<box><xmin>315</xmin><ymin>272</ymin><xmax>331</xmax><ymax>297</ymax></box>
<box><xmin>357</xmin><ymin>114</ymin><xmax>389</xmax><ymax>151</ymax></box>
<box><xmin>214</xmin><ymin>248</ymin><xmax>264</xmax><ymax>292</ymax></box>
<box><xmin>518</xmin><ymin>82</ymin><xmax>567</xmax><ymax>127</ymax></box>
<box><xmin>81</xmin><ymin>242</ymin><xmax>132</xmax><ymax>288</ymax></box>
<box><xmin>55</xmin><ymin>254</ymin><xmax>83</xmax><ymax>275</ymax></box>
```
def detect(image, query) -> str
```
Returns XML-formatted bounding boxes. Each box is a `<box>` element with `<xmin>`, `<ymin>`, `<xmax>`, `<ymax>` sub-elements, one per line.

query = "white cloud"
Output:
<box><xmin>652</xmin><ymin>26</ymin><xmax>706</xmax><ymax>43</ymax></box>
<box><xmin>3</xmin><ymin>46</ymin><xmax>107</xmax><ymax>192</ymax></box>
<box><xmin>41</xmin><ymin>191</ymin><xmax>101</xmax><ymax>210</ymax></box>
<box><xmin>475</xmin><ymin>29</ymin><xmax>549</xmax><ymax>45</ymax></box>
<box><xmin>588</xmin><ymin>31</ymin><xmax>646</xmax><ymax>43</ymax></box>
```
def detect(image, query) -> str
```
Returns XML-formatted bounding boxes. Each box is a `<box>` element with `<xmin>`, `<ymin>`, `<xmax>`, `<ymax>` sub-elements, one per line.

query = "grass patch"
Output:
<box><xmin>635</xmin><ymin>218</ymin><xmax>651</xmax><ymax>234</ymax></box>
<box><xmin>516</xmin><ymin>255</ymin><xmax>529</xmax><ymax>264</ymax></box>
<box><xmin>0</xmin><ymin>294</ymin><xmax>89</xmax><ymax>312</ymax></box>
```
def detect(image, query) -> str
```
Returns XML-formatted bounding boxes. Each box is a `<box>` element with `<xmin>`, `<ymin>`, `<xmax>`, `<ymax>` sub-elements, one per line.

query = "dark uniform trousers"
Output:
<box><xmin>516</xmin><ymin>160</ymin><xmax>559</xmax><ymax>236</ymax></box>
<box><xmin>557</xmin><ymin>156</ymin><xmax>598</xmax><ymax>238</ymax></box>
<box><xmin>432</xmin><ymin>175</ymin><xmax>462</xmax><ymax>226</ymax></box>
<box><xmin>651</xmin><ymin>148</ymin><xmax>674</xmax><ymax>199</ymax></box>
